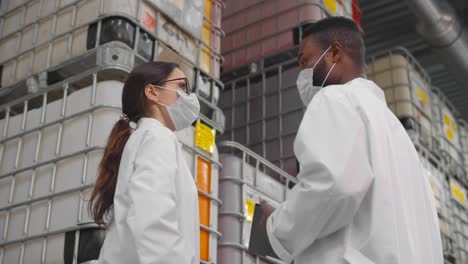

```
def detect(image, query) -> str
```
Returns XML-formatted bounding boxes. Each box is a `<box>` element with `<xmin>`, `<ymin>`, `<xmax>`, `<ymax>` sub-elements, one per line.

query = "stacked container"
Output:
<box><xmin>0</xmin><ymin>70</ymin><xmax>120</xmax><ymax>264</ymax></box>
<box><xmin>366</xmin><ymin>47</ymin><xmax>433</xmax><ymax>150</ymax></box>
<box><xmin>177</xmin><ymin>122</ymin><xmax>222</xmax><ymax>264</ymax></box>
<box><xmin>0</xmin><ymin>0</ymin><xmax>223</xmax><ymax>85</ymax></box>
<box><xmin>417</xmin><ymin>144</ymin><xmax>456</xmax><ymax>262</ymax></box>
<box><xmin>366</xmin><ymin>48</ymin><xmax>468</xmax><ymax>262</ymax></box>
<box><xmin>220</xmin><ymin>1</ymin><xmax>361</xmax><ymax>176</ymax></box>
<box><xmin>460</xmin><ymin>120</ymin><xmax>468</xmax><ymax>178</ymax></box>
<box><xmin>221</xmin><ymin>0</ymin><xmax>361</xmax><ymax>71</ymax></box>
<box><xmin>0</xmin><ymin>1</ymin><xmax>225</xmax><ymax>263</ymax></box>
<box><xmin>0</xmin><ymin>60</ymin><xmax>224</xmax><ymax>264</ymax></box>
<box><xmin>217</xmin><ymin>141</ymin><xmax>297</xmax><ymax>264</ymax></box>
<box><xmin>447</xmin><ymin>118</ymin><xmax>468</xmax><ymax>264</ymax></box>
<box><xmin>449</xmin><ymin>177</ymin><xmax>468</xmax><ymax>264</ymax></box>
<box><xmin>219</xmin><ymin>57</ymin><xmax>303</xmax><ymax>176</ymax></box>
<box><xmin>432</xmin><ymin>87</ymin><xmax>464</xmax><ymax>179</ymax></box>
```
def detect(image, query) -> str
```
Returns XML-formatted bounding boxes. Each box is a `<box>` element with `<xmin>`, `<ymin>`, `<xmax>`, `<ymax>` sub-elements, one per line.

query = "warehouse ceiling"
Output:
<box><xmin>360</xmin><ymin>0</ymin><xmax>468</xmax><ymax>121</ymax></box>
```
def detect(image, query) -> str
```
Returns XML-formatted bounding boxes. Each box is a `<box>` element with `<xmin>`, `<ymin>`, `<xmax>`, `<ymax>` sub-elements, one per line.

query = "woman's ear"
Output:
<box><xmin>144</xmin><ymin>84</ymin><xmax>159</xmax><ymax>103</ymax></box>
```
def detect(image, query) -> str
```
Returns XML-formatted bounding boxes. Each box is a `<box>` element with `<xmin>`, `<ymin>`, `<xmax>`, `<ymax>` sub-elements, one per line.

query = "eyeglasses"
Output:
<box><xmin>153</xmin><ymin>77</ymin><xmax>192</xmax><ymax>95</ymax></box>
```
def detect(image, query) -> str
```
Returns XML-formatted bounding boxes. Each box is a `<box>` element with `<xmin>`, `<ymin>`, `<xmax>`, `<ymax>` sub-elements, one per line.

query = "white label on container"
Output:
<box><xmin>147</xmin><ymin>0</ymin><xmax>203</xmax><ymax>38</ymax></box>
<box><xmin>158</xmin><ymin>15</ymin><xmax>197</xmax><ymax>64</ymax></box>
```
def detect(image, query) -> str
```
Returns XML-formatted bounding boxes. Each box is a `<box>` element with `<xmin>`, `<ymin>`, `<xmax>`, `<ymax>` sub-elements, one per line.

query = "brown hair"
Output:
<box><xmin>89</xmin><ymin>61</ymin><xmax>179</xmax><ymax>226</ymax></box>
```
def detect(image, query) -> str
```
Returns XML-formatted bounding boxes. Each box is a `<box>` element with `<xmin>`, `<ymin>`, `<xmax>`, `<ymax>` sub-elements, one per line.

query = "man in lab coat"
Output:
<box><xmin>260</xmin><ymin>17</ymin><xmax>443</xmax><ymax>264</ymax></box>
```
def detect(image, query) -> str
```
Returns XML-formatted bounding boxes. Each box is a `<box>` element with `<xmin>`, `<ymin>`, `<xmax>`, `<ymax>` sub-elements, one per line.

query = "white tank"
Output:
<box><xmin>0</xmin><ymin>0</ymin><xmax>223</xmax><ymax>89</ymax></box>
<box><xmin>448</xmin><ymin>177</ymin><xmax>468</xmax><ymax>263</ymax></box>
<box><xmin>367</xmin><ymin>47</ymin><xmax>433</xmax><ymax>149</ymax></box>
<box><xmin>0</xmin><ymin>66</ymin><xmax>222</xmax><ymax>264</ymax></box>
<box><xmin>0</xmin><ymin>75</ymin><xmax>121</xmax><ymax>263</ymax></box>
<box><xmin>458</xmin><ymin>120</ymin><xmax>468</xmax><ymax>174</ymax></box>
<box><xmin>432</xmin><ymin>87</ymin><xmax>463</xmax><ymax>175</ymax></box>
<box><xmin>217</xmin><ymin>141</ymin><xmax>297</xmax><ymax>264</ymax></box>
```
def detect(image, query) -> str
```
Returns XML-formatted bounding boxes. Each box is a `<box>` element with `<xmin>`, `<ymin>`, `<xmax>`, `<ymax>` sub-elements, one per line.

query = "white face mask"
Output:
<box><xmin>296</xmin><ymin>46</ymin><xmax>337</xmax><ymax>106</ymax></box>
<box><xmin>154</xmin><ymin>86</ymin><xmax>200</xmax><ymax>131</ymax></box>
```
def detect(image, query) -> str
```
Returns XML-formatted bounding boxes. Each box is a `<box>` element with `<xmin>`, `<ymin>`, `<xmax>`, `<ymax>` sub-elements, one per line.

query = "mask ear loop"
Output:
<box><xmin>150</xmin><ymin>85</ymin><xmax>179</xmax><ymax>110</ymax></box>
<box><xmin>321</xmin><ymin>62</ymin><xmax>337</xmax><ymax>87</ymax></box>
<box><xmin>312</xmin><ymin>45</ymin><xmax>333</xmax><ymax>71</ymax></box>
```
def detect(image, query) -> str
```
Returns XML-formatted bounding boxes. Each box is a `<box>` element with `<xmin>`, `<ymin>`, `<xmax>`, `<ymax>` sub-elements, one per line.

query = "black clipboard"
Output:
<box><xmin>247</xmin><ymin>203</ymin><xmax>279</xmax><ymax>259</ymax></box>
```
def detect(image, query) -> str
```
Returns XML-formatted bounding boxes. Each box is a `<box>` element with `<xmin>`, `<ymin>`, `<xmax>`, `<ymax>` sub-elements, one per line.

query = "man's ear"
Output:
<box><xmin>330</xmin><ymin>42</ymin><xmax>343</xmax><ymax>63</ymax></box>
<box><xmin>144</xmin><ymin>84</ymin><xmax>159</xmax><ymax>103</ymax></box>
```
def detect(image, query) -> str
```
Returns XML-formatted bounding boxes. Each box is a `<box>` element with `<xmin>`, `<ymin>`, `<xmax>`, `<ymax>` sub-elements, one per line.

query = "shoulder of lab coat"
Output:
<box><xmin>267</xmin><ymin>85</ymin><xmax>375</xmax><ymax>263</ymax></box>
<box><xmin>125</xmin><ymin>122</ymin><xmax>192</xmax><ymax>263</ymax></box>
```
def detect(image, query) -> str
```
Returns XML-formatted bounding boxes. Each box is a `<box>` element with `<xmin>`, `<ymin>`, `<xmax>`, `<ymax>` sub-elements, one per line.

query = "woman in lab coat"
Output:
<box><xmin>89</xmin><ymin>62</ymin><xmax>200</xmax><ymax>264</ymax></box>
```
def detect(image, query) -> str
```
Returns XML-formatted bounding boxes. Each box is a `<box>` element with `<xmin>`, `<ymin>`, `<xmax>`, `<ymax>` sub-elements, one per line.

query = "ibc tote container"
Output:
<box><xmin>0</xmin><ymin>0</ymin><xmax>226</xmax><ymax>129</ymax></box>
<box><xmin>459</xmin><ymin>120</ymin><xmax>468</xmax><ymax>176</ymax></box>
<box><xmin>0</xmin><ymin>67</ymin><xmax>123</xmax><ymax>264</ymax></box>
<box><xmin>432</xmin><ymin>87</ymin><xmax>464</xmax><ymax>179</ymax></box>
<box><xmin>217</xmin><ymin>141</ymin><xmax>297</xmax><ymax>264</ymax></box>
<box><xmin>366</xmin><ymin>47</ymin><xmax>433</xmax><ymax>150</ymax></box>
<box><xmin>417</xmin><ymin>144</ymin><xmax>456</xmax><ymax>261</ymax></box>
<box><xmin>0</xmin><ymin>7</ymin><xmax>225</xmax><ymax>264</ymax></box>
<box><xmin>0</xmin><ymin>61</ymin><xmax>223</xmax><ymax>264</ymax></box>
<box><xmin>219</xmin><ymin>56</ymin><xmax>304</xmax><ymax>176</ymax></box>
<box><xmin>219</xmin><ymin>0</ymin><xmax>361</xmax><ymax>176</ymax></box>
<box><xmin>0</xmin><ymin>0</ymin><xmax>224</xmax><ymax>84</ymax></box>
<box><xmin>221</xmin><ymin>0</ymin><xmax>361</xmax><ymax>71</ymax></box>
<box><xmin>448</xmin><ymin>177</ymin><xmax>468</xmax><ymax>264</ymax></box>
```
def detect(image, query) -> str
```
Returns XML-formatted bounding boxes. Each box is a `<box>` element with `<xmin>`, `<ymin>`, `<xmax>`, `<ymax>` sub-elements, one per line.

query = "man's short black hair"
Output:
<box><xmin>302</xmin><ymin>17</ymin><xmax>365</xmax><ymax>67</ymax></box>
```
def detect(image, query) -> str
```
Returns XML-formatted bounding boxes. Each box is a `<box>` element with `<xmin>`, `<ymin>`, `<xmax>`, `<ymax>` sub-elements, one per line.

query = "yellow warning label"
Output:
<box><xmin>443</xmin><ymin>113</ymin><xmax>451</xmax><ymax>126</ymax></box>
<box><xmin>450</xmin><ymin>179</ymin><xmax>467</xmax><ymax>207</ymax></box>
<box><xmin>446</xmin><ymin>128</ymin><xmax>454</xmax><ymax>141</ymax></box>
<box><xmin>416</xmin><ymin>87</ymin><xmax>429</xmax><ymax>106</ymax></box>
<box><xmin>442</xmin><ymin>112</ymin><xmax>458</xmax><ymax>142</ymax></box>
<box><xmin>245</xmin><ymin>198</ymin><xmax>256</xmax><ymax>224</ymax></box>
<box><xmin>324</xmin><ymin>0</ymin><xmax>337</xmax><ymax>14</ymax></box>
<box><xmin>195</xmin><ymin>121</ymin><xmax>215</xmax><ymax>154</ymax></box>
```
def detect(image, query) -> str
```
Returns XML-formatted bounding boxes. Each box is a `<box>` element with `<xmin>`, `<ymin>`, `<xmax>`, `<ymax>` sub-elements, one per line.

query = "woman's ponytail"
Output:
<box><xmin>89</xmin><ymin>118</ymin><xmax>132</xmax><ymax>226</ymax></box>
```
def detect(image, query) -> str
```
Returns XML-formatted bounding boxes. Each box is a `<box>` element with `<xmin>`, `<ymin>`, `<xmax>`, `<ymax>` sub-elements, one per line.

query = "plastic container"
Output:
<box><xmin>459</xmin><ymin>120</ymin><xmax>468</xmax><ymax>175</ymax></box>
<box><xmin>0</xmin><ymin>226</ymin><xmax>105</xmax><ymax>264</ymax></box>
<box><xmin>0</xmin><ymin>0</ymin><xmax>223</xmax><ymax>83</ymax></box>
<box><xmin>176</xmin><ymin>123</ymin><xmax>222</xmax><ymax>264</ymax></box>
<box><xmin>219</xmin><ymin>53</ymin><xmax>303</xmax><ymax>176</ymax></box>
<box><xmin>0</xmin><ymin>74</ymin><xmax>121</xmax><ymax>264</ymax></box>
<box><xmin>221</xmin><ymin>0</ymin><xmax>361</xmax><ymax>71</ymax></box>
<box><xmin>366</xmin><ymin>47</ymin><xmax>433</xmax><ymax>149</ymax></box>
<box><xmin>0</xmin><ymin>21</ymin><xmax>225</xmax><ymax>135</ymax></box>
<box><xmin>417</xmin><ymin>143</ymin><xmax>457</xmax><ymax>261</ymax></box>
<box><xmin>432</xmin><ymin>87</ymin><xmax>464</xmax><ymax>178</ymax></box>
<box><xmin>0</xmin><ymin>0</ymin><xmax>222</xmax><ymax>47</ymax></box>
<box><xmin>449</xmin><ymin>177</ymin><xmax>468</xmax><ymax>264</ymax></box>
<box><xmin>218</xmin><ymin>141</ymin><xmax>297</xmax><ymax>264</ymax></box>
<box><xmin>0</xmin><ymin>65</ymin><xmax>222</xmax><ymax>263</ymax></box>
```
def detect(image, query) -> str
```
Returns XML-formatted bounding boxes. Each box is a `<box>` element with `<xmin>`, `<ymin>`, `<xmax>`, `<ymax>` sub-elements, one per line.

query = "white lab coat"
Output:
<box><xmin>267</xmin><ymin>78</ymin><xmax>443</xmax><ymax>264</ymax></box>
<box><xmin>98</xmin><ymin>117</ymin><xmax>200</xmax><ymax>264</ymax></box>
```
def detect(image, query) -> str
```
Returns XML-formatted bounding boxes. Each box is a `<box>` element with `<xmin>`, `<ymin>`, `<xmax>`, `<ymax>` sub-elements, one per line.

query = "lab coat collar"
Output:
<box><xmin>137</xmin><ymin>117</ymin><xmax>166</xmax><ymax>130</ymax></box>
<box><xmin>347</xmin><ymin>77</ymin><xmax>386</xmax><ymax>103</ymax></box>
